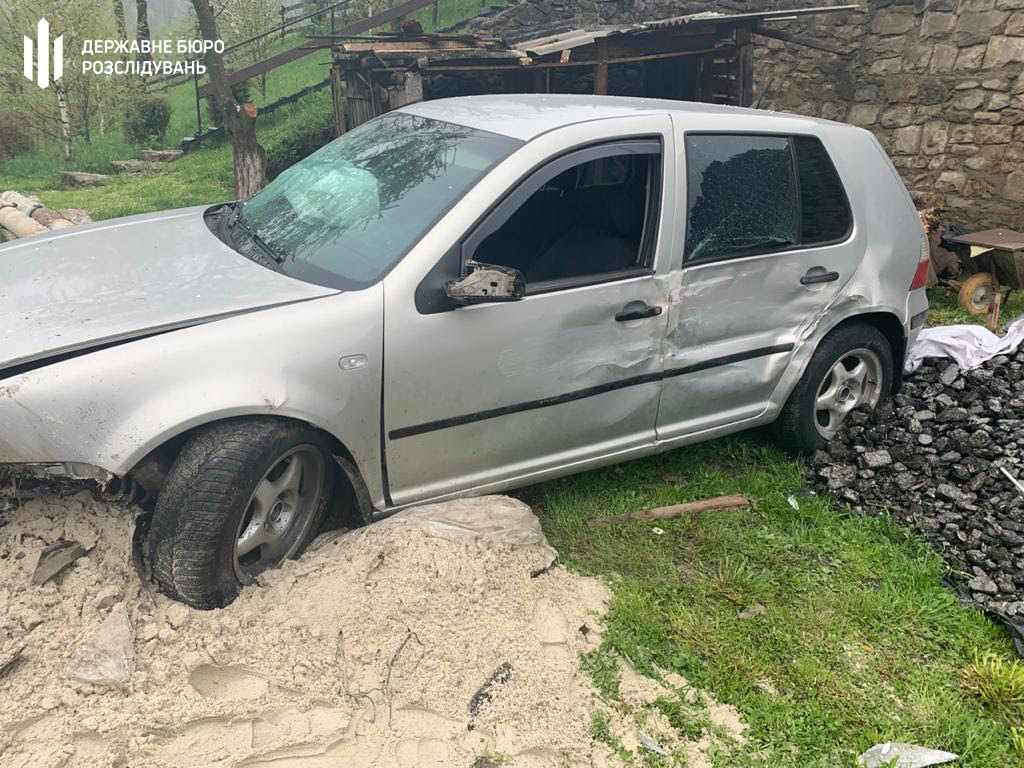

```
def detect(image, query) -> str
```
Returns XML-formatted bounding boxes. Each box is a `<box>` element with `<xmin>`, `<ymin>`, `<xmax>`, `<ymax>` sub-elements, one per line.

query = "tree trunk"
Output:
<box><xmin>82</xmin><ymin>81</ymin><xmax>91</xmax><ymax>144</ymax></box>
<box><xmin>191</xmin><ymin>0</ymin><xmax>267</xmax><ymax>198</ymax></box>
<box><xmin>113</xmin><ymin>0</ymin><xmax>127</xmax><ymax>38</ymax></box>
<box><xmin>54</xmin><ymin>83</ymin><xmax>73</xmax><ymax>161</ymax></box>
<box><xmin>136</xmin><ymin>0</ymin><xmax>152</xmax><ymax>62</ymax></box>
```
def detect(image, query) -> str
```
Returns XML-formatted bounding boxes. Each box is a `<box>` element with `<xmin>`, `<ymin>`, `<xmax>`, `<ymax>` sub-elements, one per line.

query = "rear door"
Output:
<box><xmin>657</xmin><ymin>129</ymin><xmax>859</xmax><ymax>440</ymax></box>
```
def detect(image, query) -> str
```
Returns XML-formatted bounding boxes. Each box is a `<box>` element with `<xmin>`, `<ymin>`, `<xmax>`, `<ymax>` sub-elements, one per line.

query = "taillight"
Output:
<box><xmin>909</xmin><ymin>233</ymin><xmax>929</xmax><ymax>291</ymax></box>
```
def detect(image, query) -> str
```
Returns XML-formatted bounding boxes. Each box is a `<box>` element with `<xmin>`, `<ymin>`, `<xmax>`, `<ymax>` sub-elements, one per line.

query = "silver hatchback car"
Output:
<box><xmin>0</xmin><ymin>95</ymin><xmax>929</xmax><ymax>607</ymax></box>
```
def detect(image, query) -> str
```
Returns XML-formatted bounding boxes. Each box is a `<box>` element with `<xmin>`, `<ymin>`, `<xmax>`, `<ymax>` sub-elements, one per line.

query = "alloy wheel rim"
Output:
<box><xmin>813</xmin><ymin>348</ymin><xmax>883</xmax><ymax>440</ymax></box>
<box><xmin>233</xmin><ymin>444</ymin><xmax>325</xmax><ymax>582</ymax></box>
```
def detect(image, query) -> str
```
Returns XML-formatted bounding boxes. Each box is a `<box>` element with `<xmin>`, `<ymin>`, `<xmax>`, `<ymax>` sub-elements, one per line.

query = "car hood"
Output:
<box><xmin>0</xmin><ymin>205</ymin><xmax>338</xmax><ymax>373</ymax></box>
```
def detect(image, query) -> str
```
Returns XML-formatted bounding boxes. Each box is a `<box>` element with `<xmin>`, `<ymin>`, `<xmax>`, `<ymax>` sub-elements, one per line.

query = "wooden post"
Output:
<box><xmin>330</xmin><ymin>65</ymin><xmax>347</xmax><ymax>136</ymax></box>
<box><xmin>736</xmin><ymin>26</ymin><xmax>754</xmax><ymax>107</ymax></box>
<box><xmin>431</xmin><ymin>0</ymin><xmax>438</xmax><ymax>28</ymax></box>
<box><xmin>593</xmin><ymin>38</ymin><xmax>609</xmax><ymax>95</ymax></box>
<box><xmin>193</xmin><ymin>70</ymin><xmax>203</xmax><ymax>135</ymax></box>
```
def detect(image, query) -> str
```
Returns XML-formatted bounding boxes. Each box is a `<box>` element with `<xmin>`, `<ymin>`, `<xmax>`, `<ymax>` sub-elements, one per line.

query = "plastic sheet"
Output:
<box><xmin>858</xmin><ymin>742</ymin><xmax>958</xmax><ymax>768</ymax></box>
<box><xmin>66</xmin><ymin>605</ymin><xmax>134</xmax><ymax>687</ymax></box>
<box><xmin>905</xmin><ymin>314</ymin><xmax>1024</xmax><ymax>374</ymax></box>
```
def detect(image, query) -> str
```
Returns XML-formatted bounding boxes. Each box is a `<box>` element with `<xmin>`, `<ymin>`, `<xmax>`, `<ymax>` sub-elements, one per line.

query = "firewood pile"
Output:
<box><xmin>0</xmin><ymin>191</ymin><xmax>91</xmax><ymax>241</ymax></box>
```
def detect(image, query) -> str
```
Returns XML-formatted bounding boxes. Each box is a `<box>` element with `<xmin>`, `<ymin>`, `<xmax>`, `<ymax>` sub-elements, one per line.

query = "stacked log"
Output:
<box><xmin>0</xmin><ymin>191</ymin><xmax>89</xmax><ymax>241</ymax></box>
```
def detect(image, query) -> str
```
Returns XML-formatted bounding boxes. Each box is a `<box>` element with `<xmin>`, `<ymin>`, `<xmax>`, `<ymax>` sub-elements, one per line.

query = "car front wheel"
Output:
<box><xmin>772</xmin><ymin>323</ymin><xmax>894</xmax><ymax>454</ymax></box>
<box><xmin>149</xmin><ymin>418</ymin><xmax>333</xmax><ymax>609</ymax></box>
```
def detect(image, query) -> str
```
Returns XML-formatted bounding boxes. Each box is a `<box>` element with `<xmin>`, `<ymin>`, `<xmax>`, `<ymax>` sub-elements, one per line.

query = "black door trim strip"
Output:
<box><xmin>387</xmin><ymin>343</ymin><xmax>794</xmax><ymax>440</ymax></box>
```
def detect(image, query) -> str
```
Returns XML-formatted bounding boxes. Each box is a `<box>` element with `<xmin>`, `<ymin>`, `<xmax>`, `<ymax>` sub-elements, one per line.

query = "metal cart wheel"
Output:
<box><xmin>958</xmin><ymin>272</ymin><xmax>995</xmax><ymax>315</ymax></box>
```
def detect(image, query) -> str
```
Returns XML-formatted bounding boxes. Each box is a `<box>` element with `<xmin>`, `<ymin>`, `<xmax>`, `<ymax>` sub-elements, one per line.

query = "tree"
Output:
<box><xmin>135</xmin><ymin>0</ymin><xmax>151</xmax><ymax>62</ymax></box>
<box><xmin>192</xmin><ymin>0</ymin><xmax>266</xmax><ymax>198</ymax></box>
<box><xmin>220</xmin><ymin>0</ymin><xmax>277</xmax><ymax>98</ymax></box>
<box><xmin>113</xmin><ymin>0</ymin><xmax>126</xmax><ymax>38</ymax></box>
<box><xmin>0</xmin><ymin>0</ymin><xmax>117</xmax><ymax>162</ymax></box>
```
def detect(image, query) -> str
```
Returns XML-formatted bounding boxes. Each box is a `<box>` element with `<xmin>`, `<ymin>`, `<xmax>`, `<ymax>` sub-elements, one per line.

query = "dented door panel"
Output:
<box><xmin>381</xmin><ymin>115</ymin><xmax>676</xmax><ymax>505</ymax></box>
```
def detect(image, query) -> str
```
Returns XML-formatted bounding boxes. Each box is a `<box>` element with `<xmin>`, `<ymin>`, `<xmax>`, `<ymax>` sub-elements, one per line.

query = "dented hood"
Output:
<box><xmin>0</xmin><ymin>205</ymin><xmax>338</xmax><ymax>372</ymax></box>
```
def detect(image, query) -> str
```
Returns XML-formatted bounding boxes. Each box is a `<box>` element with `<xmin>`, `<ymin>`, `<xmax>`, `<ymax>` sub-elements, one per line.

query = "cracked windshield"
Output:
<box><xmin>239</xmin><ymin>112</ymin><xmax>521</xmax><ymax>288</ymax></box>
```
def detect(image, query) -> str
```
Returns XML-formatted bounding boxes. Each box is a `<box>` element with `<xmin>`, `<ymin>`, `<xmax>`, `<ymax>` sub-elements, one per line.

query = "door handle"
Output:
<box><xmin>615</xmin><ymin>303</ymin><xmax>663</xmax><ymax>322</ymax></box>
<box><xmin>800</xmin><ymin>270</ymin><xmax>840</xmax><ymax>285</ymax></box>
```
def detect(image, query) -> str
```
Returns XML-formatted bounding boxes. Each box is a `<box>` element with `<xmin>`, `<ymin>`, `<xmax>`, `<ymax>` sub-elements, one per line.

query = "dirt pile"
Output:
<box><xmin>806</xmin><ymin>346</ymin><xmax>1024</xmax><ymax>642</ymax></box>
<box><xmin>0</xmin><ymin>490</ymin><xmax>742</xmax><ymax>767</ymax></box>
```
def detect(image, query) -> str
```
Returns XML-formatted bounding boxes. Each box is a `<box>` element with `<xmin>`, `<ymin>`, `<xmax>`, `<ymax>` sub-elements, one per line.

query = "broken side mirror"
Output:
<box><xmin>445</xmin><ymin>262</ymin><xmax>526</xmax><ymax>305</ymax></box>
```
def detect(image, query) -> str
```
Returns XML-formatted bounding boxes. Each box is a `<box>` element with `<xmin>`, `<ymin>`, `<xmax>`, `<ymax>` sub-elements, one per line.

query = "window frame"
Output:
<box><xmin>680</xmin><ymin>131</ymin><xmax>854</xmax><ymax>269</ymax></box>
<box><xmin>460</xmin><ymin>137</ymin><xmax>665</xmax><ymax>296</ymax></box>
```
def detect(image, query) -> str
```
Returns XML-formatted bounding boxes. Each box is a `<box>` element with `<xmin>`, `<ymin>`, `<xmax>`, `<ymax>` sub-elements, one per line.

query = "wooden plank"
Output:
<box><xmin>736</xmin><ymin>27</ymin><xmax>753</xmax><ymax>107</ymax></box>
<box><xmin>330</xmin><ymin>66</ymin><xmax>346</xmax><ymax>136</ymax></box>
<box><xmin>199</xmin><ymin>0</ymin><xmax>438</xmax><ymax>97</ymax></box>
<box><xmin>593</xmin><ymin>38</ymin><xmax>609</xmax><ymax>95</ymax></box>
<box><xmin>338</xmin><ymin>40</ymin><xmax>485</xmax><ymax>52</ymax></box>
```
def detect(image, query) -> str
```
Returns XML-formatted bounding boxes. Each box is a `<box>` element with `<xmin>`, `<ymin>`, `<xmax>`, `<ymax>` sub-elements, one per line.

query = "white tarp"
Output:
<box><xmin>904</xmin><ymin>314</ymin><xmax>1024</xmax><ymax>374</ymax></box>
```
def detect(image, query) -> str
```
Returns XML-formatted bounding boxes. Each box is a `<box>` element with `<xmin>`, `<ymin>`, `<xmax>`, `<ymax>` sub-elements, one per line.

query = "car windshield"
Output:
<box><xmin>238</xmin><ymin>113</ymin><xmax>522</xmax><ymax>289</ymax></box>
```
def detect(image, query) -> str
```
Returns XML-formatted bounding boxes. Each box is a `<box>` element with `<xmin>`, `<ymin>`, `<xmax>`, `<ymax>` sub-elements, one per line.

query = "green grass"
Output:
<box><xmin>926</xmin><ymin>284</ymin><xmax>1024</xmax><ymax>329</ymax></box>
<box><xmin>522</xmin><ymin>435</ymin><xmax>1024</xmax><ymax>767</ymax></box>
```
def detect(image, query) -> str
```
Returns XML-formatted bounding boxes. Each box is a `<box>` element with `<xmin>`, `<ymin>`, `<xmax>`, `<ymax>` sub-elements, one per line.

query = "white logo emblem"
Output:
<box><xmin>23</xmin><ymin>18</ymin><xmax>63</xmax><ymax>90</ymax></box>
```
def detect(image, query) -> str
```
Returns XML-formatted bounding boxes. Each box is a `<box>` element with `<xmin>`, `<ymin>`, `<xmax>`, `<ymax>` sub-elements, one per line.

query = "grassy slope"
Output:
<box><xmin>528</xmin><ymin>436</ymin><xmax>1022</xmax><ymax>767</ymax></box>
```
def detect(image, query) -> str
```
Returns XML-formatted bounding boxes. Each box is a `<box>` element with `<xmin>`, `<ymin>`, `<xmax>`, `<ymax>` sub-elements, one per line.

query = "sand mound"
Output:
<box><xmin>0</xmin><ymin>490</ymin><xmax>743</xmax><ymax>767</ymax></box>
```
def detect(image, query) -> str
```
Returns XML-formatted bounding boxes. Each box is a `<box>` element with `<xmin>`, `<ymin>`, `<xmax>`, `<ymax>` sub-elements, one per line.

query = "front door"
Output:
<box><xmin>657</xmin><ymin>130</ymin><xmax>861</xmax><ymax>440</ymax></box>
<box><xmin>383</xmin><ymin>125</ymin><xmax>675</xmax><ymax>505</ymax></box>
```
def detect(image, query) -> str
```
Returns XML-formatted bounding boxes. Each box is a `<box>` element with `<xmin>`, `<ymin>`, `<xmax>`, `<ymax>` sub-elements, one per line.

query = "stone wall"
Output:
<box><xmin>465</xmin><ymin>0</ymin><xmax>1024</xmax><ymax>230</ymax></box>
<box><xmin>754</xmin><ymin>0</ymin><xmax>1024</xmax><ymax>231</ymax></box>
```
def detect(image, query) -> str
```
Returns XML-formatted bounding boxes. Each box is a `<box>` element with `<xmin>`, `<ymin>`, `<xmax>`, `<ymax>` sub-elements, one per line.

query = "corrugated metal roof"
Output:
<box><xmin>644</xmin><ymin>5</ymin><xmax>860</xmax><ymax>28</ymax></box>
<box><xmin>515</xmin><ymin>5</ymin><xmax>859</xmax><ymax>55</ymax></box>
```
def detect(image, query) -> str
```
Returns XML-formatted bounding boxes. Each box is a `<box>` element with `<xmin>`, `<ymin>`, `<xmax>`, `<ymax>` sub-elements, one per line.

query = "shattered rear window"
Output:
<box><xmin>683</xmin><ymin>134</ymin><xmax>800</xmax><ymax>263</ymax></box>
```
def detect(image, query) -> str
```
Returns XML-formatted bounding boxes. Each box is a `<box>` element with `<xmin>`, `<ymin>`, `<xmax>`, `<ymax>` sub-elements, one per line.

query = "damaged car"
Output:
<box><xmin>0</xmin><ymin>95</ymin><xmax>930</xmax><ymax>608</ymax></box>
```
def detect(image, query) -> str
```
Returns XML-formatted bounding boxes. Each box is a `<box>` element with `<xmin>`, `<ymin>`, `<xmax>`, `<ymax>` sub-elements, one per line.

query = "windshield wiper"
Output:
<box><xmin>224</xmin><ymin>201</ymin><xmax>285</xmax><ymax>266</ymax></box>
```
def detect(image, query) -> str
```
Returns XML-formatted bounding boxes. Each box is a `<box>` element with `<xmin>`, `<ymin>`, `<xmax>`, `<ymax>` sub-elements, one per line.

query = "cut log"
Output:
<box><xmin>586</xmin><ymin>494</ymin><xmax>753</xmax><ymax>528</ymax></box>
<box><xmin>60</xmin><ymin>171</ymin><xmax>110</xmax><ymax>188</ymax></box>
<box><xmin>0</xmin><ymin>204</ymin><xmax>48</xmax><ymax>238</ymax></box>
<box><xmin>1</xmin><ymin>191</ymin><xmax>74</xmax><ymax>230</ymax></box>
<box><xmin>139</xmin><ymin>149</ymin><xmax>183</xmax><ymax>162</ymax></box>
<box><xmin>59</xmin><ymin>209</ymin><xmax>94</xmax><ymax>226</ymax></box>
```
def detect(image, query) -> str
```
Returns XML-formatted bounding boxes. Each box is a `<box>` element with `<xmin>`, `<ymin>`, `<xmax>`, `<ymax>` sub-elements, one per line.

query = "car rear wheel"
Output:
<box><xmin>149</xmin><ymin>418</ymin><xmax>333</xmax><ymax>609</ymax></box>
<box><xmin>772</xmin><ymin>323</ymin><xmax>894</xmax><ymax>454</ymax></box>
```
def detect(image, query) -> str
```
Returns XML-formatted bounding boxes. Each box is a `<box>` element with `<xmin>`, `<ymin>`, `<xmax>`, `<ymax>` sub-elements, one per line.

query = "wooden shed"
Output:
<box><xmin>327</xmin><ymin>5</ymin><xmax>855</xmax><ymax>136</ymax></box>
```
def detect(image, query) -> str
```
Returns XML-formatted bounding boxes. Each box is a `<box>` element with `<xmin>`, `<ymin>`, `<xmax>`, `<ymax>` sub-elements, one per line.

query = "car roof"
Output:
<box><xmin>398</xmin><ymin>94</ymin><xmax>842</xmax><ymax>141</ymax></box>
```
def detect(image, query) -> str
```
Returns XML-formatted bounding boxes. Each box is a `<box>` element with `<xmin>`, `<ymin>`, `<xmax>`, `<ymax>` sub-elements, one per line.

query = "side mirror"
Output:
<box><xmin>445</xmin><ymin>262</ymin><xmax>526</xmax><ymax>305</ymax></box>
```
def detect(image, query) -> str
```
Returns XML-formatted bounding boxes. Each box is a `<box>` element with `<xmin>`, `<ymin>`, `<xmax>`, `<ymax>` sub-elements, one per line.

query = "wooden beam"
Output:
<box><xmin>593</xmin><ymin>38</ymin><xmax>609</xmax><ymax>95</ymax></box>
<box><xmin>736</xmin><ymin>27</ymin><xmax>753</xmax><ymax>107</ymax></box>
<box><xmin>752</xmin><ymin>25</ymin><xmax>847</xmax><ymax>56</ymax></box>
<box><xmin>199</xmin><ymin>0</ymin><xmax>439</xmax><ymax>97</ymax></box>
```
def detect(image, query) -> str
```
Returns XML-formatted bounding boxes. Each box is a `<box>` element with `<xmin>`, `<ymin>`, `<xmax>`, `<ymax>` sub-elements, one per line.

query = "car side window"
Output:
<box><xmin>469</xmin><ymin>145</ymin><xmax>661</xmax><ymax>290</ymax></box>
<box><xmin>683</xmin><ymin>134</ymin><xmax>799</xmax><ymax>264</ymax></box>
<box><xmin>682</xmin><ymin>133</ymin><xmax>851</xmax><ymax>265</ymax></box>
<box><xmin>792</xmin><ymin>135</ymin><xmax>851</xmax><ymax>244</ymax></box>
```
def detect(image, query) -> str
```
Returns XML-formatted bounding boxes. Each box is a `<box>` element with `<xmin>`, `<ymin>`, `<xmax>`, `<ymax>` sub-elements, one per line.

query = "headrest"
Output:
<box><xmin>576</xmin><ymin>187</ymin><xmax>643</xmax><ymax>239</ymax></box>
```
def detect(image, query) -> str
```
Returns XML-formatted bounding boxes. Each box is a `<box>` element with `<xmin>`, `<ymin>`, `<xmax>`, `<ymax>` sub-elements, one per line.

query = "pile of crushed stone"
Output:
<box><xmin>0</xmin><ymin>489</ymin><xmax>745</xmax><ymax>767</ymax></box>
<box><xmin>806</xmin><ymin>346</ymin><xmax>1024</xmax><ymax>646</ymax></box>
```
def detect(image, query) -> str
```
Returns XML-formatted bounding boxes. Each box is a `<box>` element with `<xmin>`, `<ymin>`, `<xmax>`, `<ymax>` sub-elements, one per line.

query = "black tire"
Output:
<box><xmin>149</xmin><ymin>418</ymin><xmax>334</xmax><ymax>609</ymax></box>
<box><xmin>771</xmin><ymin>323</ymin><xmax>894</xmax><ymax>454</ymax></box>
